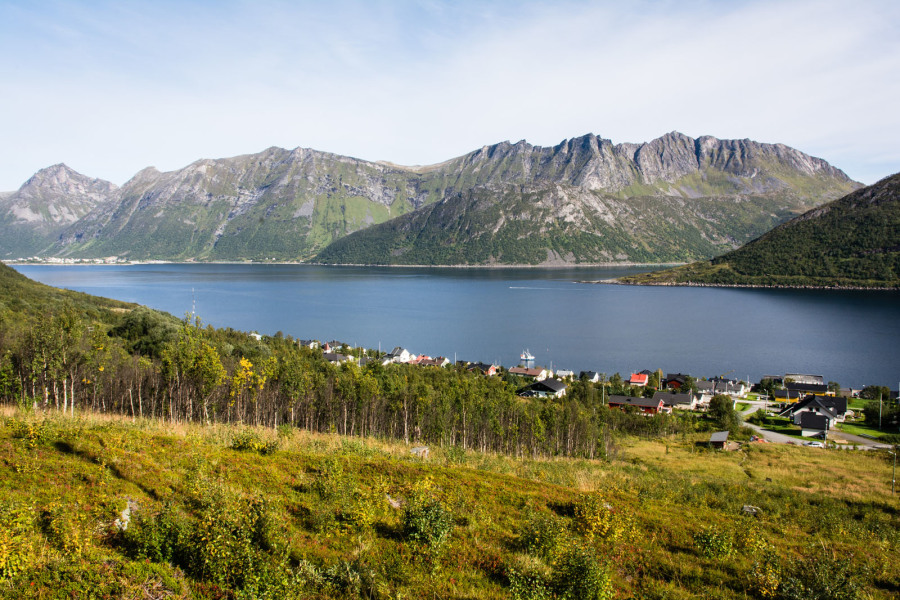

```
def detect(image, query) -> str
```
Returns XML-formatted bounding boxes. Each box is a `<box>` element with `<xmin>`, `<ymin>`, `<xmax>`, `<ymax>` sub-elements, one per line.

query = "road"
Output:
<box><xmin>738</xmin><ymin>401</ymin><xmax>890</xmax><ymax>449</ymax></box>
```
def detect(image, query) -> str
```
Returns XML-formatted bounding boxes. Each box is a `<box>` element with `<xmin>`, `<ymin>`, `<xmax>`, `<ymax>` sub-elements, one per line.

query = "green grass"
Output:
<box><xmin>836</xmin><ymin>420</ymin><xmax>891</xmax><ymax>439</ymax></box>
<box><xmin>1</xmin><ymin>409</ymin><xmax>898</xmax><ymax>599</ymax></box>
<box><xmin>757</xmin><ymin>415</ymin><xmax>805</xmax><ymax>439</ymax></box>
<box><xmin>735</xmin><ymin>402</ymin><xmax>751</xmax><ymax>412</ymax></box>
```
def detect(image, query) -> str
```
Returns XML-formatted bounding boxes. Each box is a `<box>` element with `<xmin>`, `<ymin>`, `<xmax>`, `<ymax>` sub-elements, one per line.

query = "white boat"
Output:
<box><xmin>520</xmin><ymin>349</ymin><xmax>535</xmax><ymax>361</ymax></box>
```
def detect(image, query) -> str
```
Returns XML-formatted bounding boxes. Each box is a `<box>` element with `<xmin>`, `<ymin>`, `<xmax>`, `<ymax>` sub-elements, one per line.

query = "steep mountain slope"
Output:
<box><xmin>315</xmin><ymin>133</ymin><xmax>860</xmax><ymax>265</ymax></box>
<box><xmin>0</xmin><ymin>164</ymin><xmax>118</xmax><ymax>258</ymax></box>
<box><xmin>616</xmin><ymin>173</ymin><xmax>900</xmax><ymax>287</ymax></box>
<box><xmin>50</xmin><ymin>147</ymin><xmax>443</xmax><ymax>261</ymax></box>
<box><xmin>3</xmin><ymin>132</ymin><xmax>859</xmax><ymax>263</ymax></box>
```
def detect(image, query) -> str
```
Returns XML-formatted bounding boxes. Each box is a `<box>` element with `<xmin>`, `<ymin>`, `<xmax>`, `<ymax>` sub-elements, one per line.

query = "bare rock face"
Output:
<box><xmin>0</xmin><ymin>132</ymin><xmax>861</xmax><ymax>262</ymax></box>
<box><xmin>3</xmin><ymin>164</ymin><xmax>117</xmax><ymax>228</ymax></box>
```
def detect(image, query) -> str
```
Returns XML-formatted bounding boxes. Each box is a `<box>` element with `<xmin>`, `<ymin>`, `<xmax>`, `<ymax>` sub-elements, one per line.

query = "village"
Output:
<box><xmin>274</xmin><ymin>336</ymin><xmax>899</xmax><ymax>452</ymax></box>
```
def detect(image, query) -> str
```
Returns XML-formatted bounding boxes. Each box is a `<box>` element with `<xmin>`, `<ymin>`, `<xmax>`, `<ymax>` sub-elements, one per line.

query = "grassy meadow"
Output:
<box><xmin>1</xmin><ymin>408</ymin><xmax>898</xmax><ymax>599</ymax></box>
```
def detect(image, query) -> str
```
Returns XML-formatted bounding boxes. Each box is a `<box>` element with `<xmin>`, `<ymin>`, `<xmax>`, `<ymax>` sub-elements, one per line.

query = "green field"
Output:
<box><xmin>1</xmin><ymin>410</ymin><xmax>899</xmax><ymax>599</ymax></box>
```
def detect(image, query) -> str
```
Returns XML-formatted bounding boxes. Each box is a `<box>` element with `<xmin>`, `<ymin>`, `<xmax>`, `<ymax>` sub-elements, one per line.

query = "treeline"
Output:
<box><xmin>0</xmin><ymin>304</ymin><xmax>705</xmax><ymax>459</ymax></box>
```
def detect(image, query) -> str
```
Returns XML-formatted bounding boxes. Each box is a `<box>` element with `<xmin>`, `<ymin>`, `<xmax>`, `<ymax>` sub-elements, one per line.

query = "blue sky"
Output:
<box><xmin>1</xmin><ymin>0</ymin><xmax>898</xmax><ymax>189</ymax></box>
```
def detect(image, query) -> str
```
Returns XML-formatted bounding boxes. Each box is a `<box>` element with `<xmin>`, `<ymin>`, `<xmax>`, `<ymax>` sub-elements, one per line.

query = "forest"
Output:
<box><xmin>0</xmin><ymin>300</ymin><xmax>715</xmax><ymax>461</ymax></box>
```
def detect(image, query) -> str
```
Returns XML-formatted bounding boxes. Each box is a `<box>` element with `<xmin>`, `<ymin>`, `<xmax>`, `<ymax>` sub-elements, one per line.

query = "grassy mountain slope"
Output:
<box><xmin>314</xmin><ymin>181</ymin><xmax>830</xmax><ymax>266</ymax></box>
<box><xmin>1</xmin><ymin>413</ymin><xmax>898</xmax><ymax>599</ymax></box>
<box><xmin>0</xmin><ymin>262</ymin><xmax>133</xmax><ymax>318</ymax></box>
<box><xmin>51</xmin><ymin>149</ymin><xmax>429</xmax><ymax>262</ymax></box>
<box><xmin>618</xmin><ymin>173</ymin><xmax>900</xmax><ymax>287</ymax></box>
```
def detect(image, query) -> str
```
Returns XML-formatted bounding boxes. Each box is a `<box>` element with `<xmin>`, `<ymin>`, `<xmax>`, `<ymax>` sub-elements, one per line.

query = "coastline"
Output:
<box><xmin>590</xmin><ymin>279</ymin><xmax>900</xmax><ymax>291</ymax></box>
<box><xmin>6</xmin><ymin>259</ymin><xmax>684</xmax><ymax>269</ymax></box>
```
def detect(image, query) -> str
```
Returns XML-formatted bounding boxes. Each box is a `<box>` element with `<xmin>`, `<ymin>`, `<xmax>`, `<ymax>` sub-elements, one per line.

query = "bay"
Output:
<box><xmin>14</xmin><ymin>264</ymin><xmax>900</xmax><ymax>388</ymax></box>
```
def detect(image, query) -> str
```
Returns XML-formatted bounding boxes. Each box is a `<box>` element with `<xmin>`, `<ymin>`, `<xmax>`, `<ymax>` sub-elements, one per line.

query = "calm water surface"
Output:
<box><xmin>14</xmin><ymin>264</ymin><xmax>900</xmax><ymax>388</ymax></box>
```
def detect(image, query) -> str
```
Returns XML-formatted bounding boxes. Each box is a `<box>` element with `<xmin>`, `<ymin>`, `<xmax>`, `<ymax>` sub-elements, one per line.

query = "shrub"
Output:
<box><xmin>550</xmin><ymin>546</ymin><xmax>613</xmax><ymax>600</ymax></box>
<box><xmin>778</xmin><ymin>551</ymin><xmax>863</xmax><ymax>600</ymax></box>
<box><xmin>573</xmin><ymin>491</ymin><xmax>633</xmax><ymax>543</ymax></box>
<box><xmin>9</xmin><ymin>417</ymin><xmax>52</xmax><ymax>449</ymax></box>
<box><xmin>121</xmin><ymin>502</ymin><xmax>185</xmax><ymax>564</ymax></box>
<box><xmin>519</xmin><ymin>510</ymin><xmax>567</xmax><ymax>558</ymax></box>
<box><xmin>508</xmin><ymin>557</ymin><xmax>552</xmax><ymax>600</ymax></box>
<box><xmin>230</xmin><ymin>429</ymin><xmax>279</xmax><ymax>455</ymax></box>
<box><xmin>0</xmin><ymin>501</ymin><xmax>35</xmax><ymax>583</ymax></box>
<box><xmin>694</xmin><ymin>525</ymin><xmax>734</xmax><ymax>558</ymax></box>
<box><xmin>402</xmin><ymin>495</ymin><xmax>453</xmax><ymax>549</ymax></box>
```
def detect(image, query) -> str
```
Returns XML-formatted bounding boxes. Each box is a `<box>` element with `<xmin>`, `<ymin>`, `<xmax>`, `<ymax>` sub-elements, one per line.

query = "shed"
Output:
<box><xmin>709</xmin><ymin>431</ymin><xmax>730</xmax><ymax>449</ymax></box>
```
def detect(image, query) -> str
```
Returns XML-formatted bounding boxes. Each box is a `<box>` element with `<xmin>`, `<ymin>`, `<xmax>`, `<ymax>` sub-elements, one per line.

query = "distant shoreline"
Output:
<box><xmin>7</xmin><ymin>259</ymin><xmax>684</xmax><ymax>269</ymax></box>
<box><xmin>590</xmin><ymin>279</ymin><xmax>900</xmax><ymax>291</ymax></box>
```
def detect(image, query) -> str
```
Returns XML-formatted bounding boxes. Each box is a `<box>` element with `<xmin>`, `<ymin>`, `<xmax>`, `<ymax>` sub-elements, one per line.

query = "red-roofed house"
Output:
<box><xmin>629</xmin><ymin>373</ymin><xmax>649</xmax><ymax>387</ymax></box>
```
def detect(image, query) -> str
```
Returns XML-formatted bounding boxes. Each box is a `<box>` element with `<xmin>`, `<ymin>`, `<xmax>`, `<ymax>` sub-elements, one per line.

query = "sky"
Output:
<box><xmin>1</xmin><ymin>0</ymin><xmax>898</xmax><ymax>190</ymax></box>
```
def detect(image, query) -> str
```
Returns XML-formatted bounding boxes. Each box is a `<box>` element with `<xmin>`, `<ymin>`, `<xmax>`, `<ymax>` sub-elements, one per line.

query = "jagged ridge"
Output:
<box><xmin>0</xmin><ymin>132</ymin><xmax>859</xmax><ymax>262</ymax></box>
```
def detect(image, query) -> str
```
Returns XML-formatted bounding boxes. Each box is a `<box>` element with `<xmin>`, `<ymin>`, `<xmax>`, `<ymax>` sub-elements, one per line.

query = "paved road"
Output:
<box><xmin>738</xmin><ymin>401</ymin><xmax>889</xmax><ymax>449</ymax></box>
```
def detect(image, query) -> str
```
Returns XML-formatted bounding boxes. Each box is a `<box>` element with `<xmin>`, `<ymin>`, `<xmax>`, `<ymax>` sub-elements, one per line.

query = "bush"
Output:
<box><xmin>572</xmin><ymin>492</ymin><xmax>633</xmax><ymax>543</ymax></box>
<box><xmin>0</xmin><ymin>501</ymin><xmax>35</xmax><ymax>583</ymax></box>
<box><xmin>694</xmin><ymin>525</ymin><xmax>734</xmax><ymax>558</ymax></box>
<box><xmin>9</xmin><ymin>417</ymin><xmax>52</xmax><ymax>449</ymax></box>
<box><xmin>121</xmin><ymin>502</ymin><xmax>185</xmax><ymax>564</ymax></box>
<box><xmin>402</xmin><ymin>495</ymin><xmax>453</xmax><ymax>549</ymax></box>
<box><xmin>230</xmin><ymin>429</ymin><xmax>279</xmax><ymax>455</ymax></box>
<box><xmin>519</xmin><ymin>511</ymin><xmax>567</xmax><ymax>558</ymax></box>
<box><xmin>550</xmin><ymin>546</ymin><xmax>613</xmax><ymax>600</ymax></box>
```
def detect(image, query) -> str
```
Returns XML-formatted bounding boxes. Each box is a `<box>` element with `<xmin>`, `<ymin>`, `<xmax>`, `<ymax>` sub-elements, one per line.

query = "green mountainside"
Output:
<box><xmin>617</xmin><ymin>172</ymin><xmax>900</xmax><ymax>288</ymax></box>
<box><xmin>1</xmin><ymin>133</ymin><xmax>859</xmax><ymax>263</ymax></box>
<box><xmin>0</xmin><ymin>261</ymin><xmax>133</xmax><ymax>318</ymax></box>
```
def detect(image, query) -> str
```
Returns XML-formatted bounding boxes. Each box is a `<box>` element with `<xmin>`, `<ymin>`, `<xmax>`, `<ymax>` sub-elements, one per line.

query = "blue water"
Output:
<box><xmin>14</xmin><ymin>264</ymin><xmax>900</xmax><ymax>388</ymax></box>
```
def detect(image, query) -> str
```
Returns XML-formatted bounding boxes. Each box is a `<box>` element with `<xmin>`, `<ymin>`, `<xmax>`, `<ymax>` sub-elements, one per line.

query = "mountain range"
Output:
<box><xmin>616</xmin><ymin>172</ymin><xmax>900</xmax><ymax>288</ymax></box>
<box><xmin>0</xmin><ymin>132</ymin><xmax>860</xmax><ymax>264</ymax></box>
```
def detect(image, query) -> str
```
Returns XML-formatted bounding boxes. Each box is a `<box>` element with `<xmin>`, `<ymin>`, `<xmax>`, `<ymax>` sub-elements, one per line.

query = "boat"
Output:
<box><xmin>520</xmin><ymin>349</ymin><xmax>535</xmax><ymax>361</ymax></box>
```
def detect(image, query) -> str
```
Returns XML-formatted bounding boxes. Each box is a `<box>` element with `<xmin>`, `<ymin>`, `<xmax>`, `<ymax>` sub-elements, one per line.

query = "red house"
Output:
<box><xmin>629</xmin><ymin>373</ymin><xmax>649</xmax><ymax>387</ymax></box>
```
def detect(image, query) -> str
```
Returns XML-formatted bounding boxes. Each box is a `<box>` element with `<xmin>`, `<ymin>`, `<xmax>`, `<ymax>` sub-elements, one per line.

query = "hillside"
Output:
<box><xmin>616</xmin><ymin>172</ymin><xmax>900</xmax><ymax>288</ymax></box>
<box><xmin>315</xmin><ymin>133</ymin><xmax>860</xmax><ymax>265</ymax></box>
<box><xmin>0</xmin><ymin>261</ymin><xmax>133</xmax><ymax>318</ymax></box>
<box><xmin>1</xmin><ymin>413</ymin><xmax>898</xmax><ymax>599</ymax></box>
<box><xmin>1</xmin><ymin>132</ymin><xmax>859</xmax><ymax>263</ymax></box>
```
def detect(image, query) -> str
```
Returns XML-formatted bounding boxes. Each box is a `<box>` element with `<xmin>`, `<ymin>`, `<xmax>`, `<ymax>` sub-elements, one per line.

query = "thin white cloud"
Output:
<box><xmin>0</xmin><ymin>0</ymin><xmax>897</xmax><ymax>189</ymax></box>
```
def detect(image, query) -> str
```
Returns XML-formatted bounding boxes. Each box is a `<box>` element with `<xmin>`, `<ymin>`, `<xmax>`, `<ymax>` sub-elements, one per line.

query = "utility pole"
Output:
<box><xmin>888</xmin><ymin>450</ymin><xmax>897</xmax><ymax>496</ymax></box>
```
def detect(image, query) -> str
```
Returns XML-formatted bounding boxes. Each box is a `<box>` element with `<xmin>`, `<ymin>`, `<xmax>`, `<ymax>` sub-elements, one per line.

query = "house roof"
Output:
<box><xmin>710</xmin><ymin>431</ymin><xmax>730</xmax><ymax>443</ymax></box>
<box><xmin>696</xmin><ymin>380</ymin><xmax>716</xmax><ymax>393</ymax></box>
<box><xmin>323</xmin><ymin>352</ymin><xmax>350</xmax><ymax>363</ymax></box>
<box><xmin>535</xmin><ymin>378</ymin><xmax>567</xmax><ymax>393</ymax></box>
<box><xmin>630</xmin><ymin>373</ymin><xmax>649</xmax><ymax>385</ymax></box>
<box><xmin>665</xmin><ymin>373</ymin><xmax>689</xmax><ymax>385</ymax></box>
<box><xmin>778</xmin><ymin>395</ymin><xmax>845</xmax><ymax>419</ymax></box>
<box><xmin>799</xmin><ymin>412</ymin><xmax>829</xmax><ymax>430</ymax></box>
<box><xmin>509</xmin><ymin>367</ymin><xmax>545</xmax><ymax>377</ymax></box>
<box><xmin>653</xmin><ymin>392</ymin><xmax>694</xmax><ymax>406</ymax></box>
<box><xmin>785</xmin><ymin>373</ymin><xmax>824</xmax><ymax>385</ymax></box>
<box><xmin>607</xmin><ymin>395</ymin><xmax>663</xmax><ymax>409</ymax></box>
<box><xmin>579</xmin><ymin>371</ymin><xmax>599</xmax><ymax>379</ymax></box>
<box><xmin>785</xmin><ymin>382</ymin><xmax>829</xmax><ymax>394</ymax></box>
